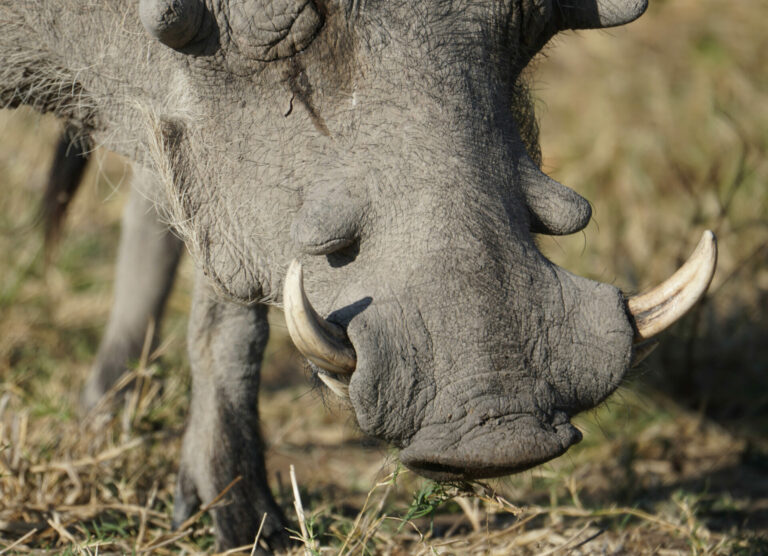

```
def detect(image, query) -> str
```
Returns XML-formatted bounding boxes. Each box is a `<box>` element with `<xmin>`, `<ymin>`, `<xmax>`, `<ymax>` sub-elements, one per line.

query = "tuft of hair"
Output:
<box><xmin>135</xmin><ymin>71</ymin><xmax>202</xmax><ymax>250</ymax></box>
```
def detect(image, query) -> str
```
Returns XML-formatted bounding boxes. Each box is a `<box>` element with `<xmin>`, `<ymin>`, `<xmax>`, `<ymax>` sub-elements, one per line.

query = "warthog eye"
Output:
<box><xmin>296</xmin><ymin>235</ymin><xmax>356</xmax><ymax>256</ymax></box>
<box><xmin>291</xmin><ymin>185</ymin><xmax>365</xmax><ymax>256</ymax></box>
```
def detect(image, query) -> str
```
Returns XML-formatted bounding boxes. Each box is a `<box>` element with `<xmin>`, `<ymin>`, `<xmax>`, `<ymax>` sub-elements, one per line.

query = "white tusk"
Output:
<box><xmin>317</xmin><ymin>372</ymin><xmax>351</xmax><ymax>399</ymax></box>
<box><xmin>283</xmin><ymin>260</ymin><xmax>357</xmax><ymax>375</ymax></box>
<box><xmin>628</xmin><ymin>231</ymin><xmax>717</xmax><ymax>342</ymax></box>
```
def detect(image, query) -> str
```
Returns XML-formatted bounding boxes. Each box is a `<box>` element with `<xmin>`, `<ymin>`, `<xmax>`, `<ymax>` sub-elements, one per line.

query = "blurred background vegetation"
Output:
<box><xmin>0</xmin><ymin>0</ymin><xmax>765</xmax><ymax>553</ymax></box>
<box><xmin>536</xmin><ymin>0</ymin><xmax>767</xmax><ymax>431</ymax></box>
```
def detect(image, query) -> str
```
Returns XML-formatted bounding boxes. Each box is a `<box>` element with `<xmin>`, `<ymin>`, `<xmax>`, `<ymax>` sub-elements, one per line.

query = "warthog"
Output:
<box><xmin>1</xmin><ymin>0</ymin><xmax>717</xmax><ymax>551</ymax></box>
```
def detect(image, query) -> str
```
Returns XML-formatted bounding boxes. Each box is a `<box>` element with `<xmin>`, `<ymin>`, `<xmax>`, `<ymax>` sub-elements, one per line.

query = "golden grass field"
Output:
<box><xmin>0</xmin><ymin>0</ymin><xmax>766</xmax><ymax>553</ymax></box>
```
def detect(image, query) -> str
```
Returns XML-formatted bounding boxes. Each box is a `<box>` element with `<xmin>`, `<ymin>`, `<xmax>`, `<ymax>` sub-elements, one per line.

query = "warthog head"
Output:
<box><xmin>138</xmin><ymin>0</ymin><xmax>716</xmax><ymax>479</ymax></box>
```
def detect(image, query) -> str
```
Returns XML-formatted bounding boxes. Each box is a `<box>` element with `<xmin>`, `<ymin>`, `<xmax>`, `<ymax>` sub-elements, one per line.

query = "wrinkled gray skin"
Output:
<box><xmin>1</xmin><ymin>0</ymin><xmax>649</xmax><ymax>551</ymax></box>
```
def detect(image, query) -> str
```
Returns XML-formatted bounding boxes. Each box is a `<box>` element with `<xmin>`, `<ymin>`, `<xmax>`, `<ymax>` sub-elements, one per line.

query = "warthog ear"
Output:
<box><xmin>555</xmin><ymin>0</ymin><xmax>648</xmax><ymax>31</ymax></box>
<box><xmin>140</xmin><ymin>0</ymin><xmax>323</xmax><ymax>60</ymax></box>
<box><xmin>519</xmin><ymin>157</ymin><xmax>591</xmax><ymax>236</ymax></box>
<box><xmin>139</xmin><ymin>0</ymin><xmax>204</xmax><ymax>49</ymax></box>
<box><xmin>518</xmin><ymin>0</ymin><xmax>648</xmax><ymax>65</ymax></box>
<box><xmin>228</xmin><ymin>0</ymin><xmax>324</xmax><ymax>61</ymax></box>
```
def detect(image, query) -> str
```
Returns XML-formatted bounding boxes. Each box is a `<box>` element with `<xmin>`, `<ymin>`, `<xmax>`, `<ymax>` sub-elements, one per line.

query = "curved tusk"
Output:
<box><xmin>628</xmin><ymin>230</ymin><xmax>717</xmax><ymax>342</ymax></box>
<box><xmin>283</xmin><ymin>260</ymin><xmax>357</xmax><ymax>375</ymax></box>
<box><xmin>317</xmin><ymin>372</ymin><xmax>351</xmax><ymax>399</ymax></box>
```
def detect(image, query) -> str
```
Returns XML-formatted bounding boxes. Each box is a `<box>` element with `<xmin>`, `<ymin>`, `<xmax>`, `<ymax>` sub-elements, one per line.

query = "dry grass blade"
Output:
<box><xmin>210</xmin><ymin>514</ymin><xmax>268</xmax><ymax>556</ymax></box>
<box><xmin>536</xmin><ymin>522</ymin><xmax>594</xmax><ymax>556</ymax></box>
<box><xmin>84</xmin><ymin>367</ymin><xmax>142</xmax><ymax>418</ymax></box>
<box><xmin>136</xmin><ymin>477</ymin><xmax>244</xmax><ymax>552</ymax></box>
<box><xmin>454</xmin><ymin>497</ymin><xmax>482</xmax><ymax>533</ymax></box>
<box><xmin>290</xmin><ymin>464</ymin><xmax>314</xmax><ymax>554</ymax></box>
<box><xmin>138</xmin><ymin>527</ymin><xmax>194</xmax><ymax>553</ymax></box>
<box><xmin>0</xmin><ymin>528</ymin><xmax>38</xmax><ymax>555</ymax></box>
<box><xmin>466</xmin><ymin>512</ymin><xmax>542</xmax><ymax>550</ymax></box>
<box><xmin>337</xmin><ymin>475</ymin><xmax>394</xmax><ymax>554</ymax></box>
<box><xmin>175</xmin><ymin>475</ymin><xmax>244</xmax><ymax>533</ymax></box>
<box><xmin>135</xmin><ymin>481</ymin><xmax>159</xmax><ymax>551</ymax></box>
<box><xmin>542</xmin><ymin>506</ymin><xmax>689</xmax><ymax>536</ymax></box>
<box><xmin>29</xmin><ymin>437</ymin><xmax>144</xmax><ymax>473</ymax></box>
<box><xmin>48</xmin><ymin>503</ymin><xmax>167</xmax><ymax>520</ymax></box>
<box><xmin>251</xmin><ymin>512</ymin><xmax>268</xmax><ymax>556</ymax></box>
<box><xmin>125</xmin><ymin>318</ymin><xmax>156</xmax><ymax>433</ymax></box>
<box><xmin>46</xmin><ymin>517</ymin><xmax>77</xmax><ymax>545</ymax></box>
<box><xmin>11</xmin><ymin>411</ymin><xmax>27</xmax><ymax>470</ymax></box>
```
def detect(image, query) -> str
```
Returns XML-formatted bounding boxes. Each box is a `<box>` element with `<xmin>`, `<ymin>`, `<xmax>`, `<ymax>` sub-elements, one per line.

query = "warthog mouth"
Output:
<box><xmin>399</xmin><ymin>411</ymin><xmax>583</xmax><ymax>480</ymax></box>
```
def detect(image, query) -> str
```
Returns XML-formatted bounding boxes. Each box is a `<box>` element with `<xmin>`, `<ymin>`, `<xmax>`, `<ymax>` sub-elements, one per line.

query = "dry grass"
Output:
<box><xmin>1</xmin><ymin>1</ymin><xmax>766</xmax><ymax>554</ymax></box>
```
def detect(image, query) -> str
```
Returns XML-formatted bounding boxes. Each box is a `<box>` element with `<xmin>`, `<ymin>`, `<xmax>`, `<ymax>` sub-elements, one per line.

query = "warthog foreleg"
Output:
<box><xmin>81</xmin><ymin>173</ymin><xmax>183</xmax><ymax>411</ymax></box>
<box><xmin>173</xmin><ymin>272</ymin><xmax>290</xmax><ymax>552</ymax></box>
